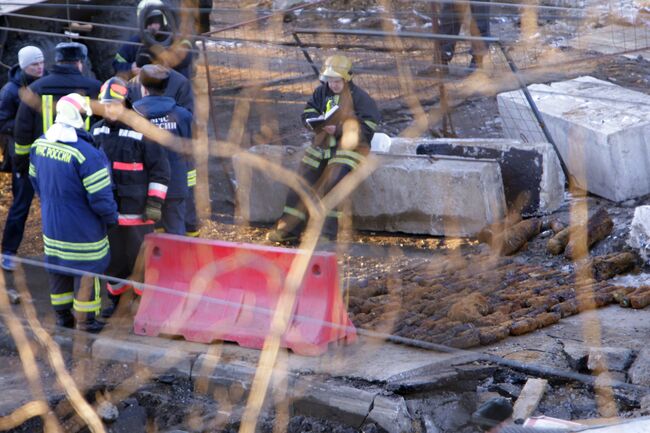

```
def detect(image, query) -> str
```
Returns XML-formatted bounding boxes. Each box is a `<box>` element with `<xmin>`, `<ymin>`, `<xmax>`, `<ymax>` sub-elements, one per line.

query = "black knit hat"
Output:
<box><xmin>55</xmin><ymin>42</ymin><xmax>88</xmax><ymax>63</ymax></box>
<box><xmin>139</xmin><ymin>64</ymin><xmax>169</xmax><ymax>90</ymax></box>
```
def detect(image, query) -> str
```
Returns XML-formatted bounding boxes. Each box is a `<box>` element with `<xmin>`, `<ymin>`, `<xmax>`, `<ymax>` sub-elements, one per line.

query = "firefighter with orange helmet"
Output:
<box><xmin>91</xmin><ymin>77</ymin><xmax>170</xmax><ymax>317</ymax></box>
<box><xmin>267</xmin><ymin>55</ymin><xmax>380</xmax><ymax>244</ymax></box>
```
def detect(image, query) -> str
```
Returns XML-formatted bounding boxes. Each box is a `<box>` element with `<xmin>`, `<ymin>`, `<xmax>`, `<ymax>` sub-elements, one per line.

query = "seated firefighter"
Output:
<box><xmin>267</xmin><ymin>55</ymin><xmax>380</xmax><ymax>244</ymax></box>
<box><xmin>91</xmin><ymin>77</ymin><xmax>170</xmax><ymax>317</ymax></box>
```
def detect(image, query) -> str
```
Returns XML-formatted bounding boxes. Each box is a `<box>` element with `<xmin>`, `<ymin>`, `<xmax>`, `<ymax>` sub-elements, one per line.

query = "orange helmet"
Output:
<box><xmin>319</xmin><ymin>55</ymin><xmax>353</xmax><ymax>82</ymax></box>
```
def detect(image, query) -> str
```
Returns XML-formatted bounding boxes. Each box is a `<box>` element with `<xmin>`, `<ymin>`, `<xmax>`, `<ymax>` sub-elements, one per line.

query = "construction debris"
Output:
<box><xmin>628</xmin><ymin>205</ymin><xmax>650</xmax><ymax>263</ymax></box>
<box><xmin>512</xmin><ymin>378</ymin><xmax>548</xmax><ymax>423</ymax></box>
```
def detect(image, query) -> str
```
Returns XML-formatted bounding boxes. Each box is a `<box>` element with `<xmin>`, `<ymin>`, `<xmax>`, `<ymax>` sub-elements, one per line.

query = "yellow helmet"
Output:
<box><xmin>319</xmin><ymin>55</ymin><xmax>353</xmax><ymax>82</ymax></box>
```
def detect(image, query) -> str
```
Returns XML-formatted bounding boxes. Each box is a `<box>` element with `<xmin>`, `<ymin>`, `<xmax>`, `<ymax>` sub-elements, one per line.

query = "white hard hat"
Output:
<box><xmin>55</xmin><ymin>93</ymin><xmax>92</xmax><ymax>129</ymax></box>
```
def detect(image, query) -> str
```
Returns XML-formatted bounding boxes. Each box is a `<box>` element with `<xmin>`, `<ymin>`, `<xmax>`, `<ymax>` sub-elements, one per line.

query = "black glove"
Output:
<box><xmin>144</xmin><ymin>197</ymin><xmax>163</xmax><ymax>222</ymax></box>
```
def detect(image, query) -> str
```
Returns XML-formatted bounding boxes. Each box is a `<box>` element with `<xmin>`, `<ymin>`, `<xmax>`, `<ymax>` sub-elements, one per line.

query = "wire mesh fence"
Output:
<box><xmin>2</xmin><ymin>0</ymin><xmax>650</xmax><ymax>432</ymax></box>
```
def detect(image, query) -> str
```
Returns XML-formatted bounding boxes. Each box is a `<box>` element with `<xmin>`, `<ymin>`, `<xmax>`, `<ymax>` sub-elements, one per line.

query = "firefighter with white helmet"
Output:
<box><xmin>267</xmin><ymin>54</ymin><xmax>381</xmax><ymax>244</ymax></box>
<box><xmin>29</xmin><ymin>92</ymin><xmax>118</xmax><ymax>333</ymax></box>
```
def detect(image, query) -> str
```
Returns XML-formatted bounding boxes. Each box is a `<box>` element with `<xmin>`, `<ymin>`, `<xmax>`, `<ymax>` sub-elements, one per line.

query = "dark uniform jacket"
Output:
<box><xmin>127</xmin><ymin>67</ymin><xmax>194</xmax><ymax>113</ymax></box>
<box><xmin>13</xmin><ymin>64</ymin><xmax>101</xmax><ymax>172</ymax></box>
<box><xmin>132</xmin><ymin>96</ymin><xmax>191</xmax><ymax>199</ymax></box>
<box><xmin>29</xmin><ymin>127</ymin><xmax>117</xmax><ymax>274</ymax></box>
<box><xmin>113</xmin><ymin>35</ymin><xmax>194</xmax><ymax>79</ymax></box>
<box><xmin>91</xmin><ymin>119</ymin><xmax>171</xmax><ymax>225</ymax></box>
<box><xmin>0</xmin><ymin>65</ymin><xmax>41</xmax><ymax>139</ymax></box>
<box><xmin>301</xmin><ymin>81</ymin><xmax>380</xmax><ymax>149</ymax></box>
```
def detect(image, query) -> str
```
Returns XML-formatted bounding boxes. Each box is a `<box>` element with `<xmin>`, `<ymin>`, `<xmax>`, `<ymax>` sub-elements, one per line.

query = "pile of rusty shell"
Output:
<box><xmin>547</xmin><ymin>227</ymin><xmax>570</xmax><ymax>255</ymax></box>
<box><xmin>477</xmin><ymin>213</ymin><xmax>523</xmax><ymax>245</ymax></box>
<box><xmin>591</xmin><ymin>252</ymin><xmax>638</xmax><ymax>281</ymax></box>
<box><xmin>565</xmin><ymin>208</ymin><xmax>614</xmax><ymax>260</ymax></box>
<box><xmin>487</xmin><ymin>218</ymin><xmax>542</xmax><ymax>256</ymax></box>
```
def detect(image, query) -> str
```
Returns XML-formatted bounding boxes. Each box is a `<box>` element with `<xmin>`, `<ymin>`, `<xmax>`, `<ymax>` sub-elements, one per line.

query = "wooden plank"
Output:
<box><xmin>512</xmin><ymin>378</ymin><xmax>548</xmax><ymax>422</ymax></box>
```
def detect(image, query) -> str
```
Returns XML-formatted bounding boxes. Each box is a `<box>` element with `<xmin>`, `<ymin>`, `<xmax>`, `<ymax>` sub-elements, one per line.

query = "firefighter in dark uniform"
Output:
<box><xmin>9</xmin><ymin>42</ymin><xmax>100</xmax><ymax>271</ymax></box>
<box><xmin>267</xmin><ymin>55</ymin><xmax>380</xmax><ymax>244</ymax></box>
<box><xmin>127</xmin><ymin>52</ymin><xmax>199</xmax><ymax>238</ymax></box>
<box><xmin>29</xmin><ymin>94</ymin><xmax>118</xmax><ymax>333</ymax></box>
<box><xmin>113</xmin><ymin>0</ymin><xmax>194</xmax><ymax>81</ymax></box>
<box><xmin>436</xmin><ymin>0</ymin><xmax>491</xmax><ymax>69</ymax></box>
<box><xmin>0</xmin><ymin>46</ymin><xmax>45</xmax><ymax>271</ymax></box>
<box><xmin>91</xmin><ymin>77</ymin><xmax>170</xmax><ymax>317</ymax></box>
<box><xmin>132</xmin><ymin>65</ymin><xmax>192</xmax><ymax>235</ymax></box>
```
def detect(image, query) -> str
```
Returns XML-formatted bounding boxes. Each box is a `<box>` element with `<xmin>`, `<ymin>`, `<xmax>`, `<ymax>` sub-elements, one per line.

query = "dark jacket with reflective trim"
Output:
<box><xmin>0</xmin><ymin>65</ymin><xmax>41</xmax><ymax>142</ymax></box>
<box><xmin>113</xmin><ymin>35</ymin><xmax>194</xmax><ymax>79</ymax></box>
<box><xmin>301</xmin><ymin>81</ymin><xmax>380</xmax><ymax>148</ymax></box>
<box><xmin>132</xmin><ymin>96</ymin><xmax>191</xmax><ymax>199</ymax></box>
<box><xmin>127</xmin><ymin>67</ymin><xmax>194</xmax><ymax>113</ymax></box>
<box><xmin>29</xmin><ymin>128</ymin><xmax>118</xmax><ymax>274</ymax></box>
<box><xmin>13</xmin><ymin>64</ymin><xmax>101</xmax><ymax>172</ymax></box>
<box><xmin>91</xmin><ymin>119</ymin><xmax>170</xmax><ymax>220</ymax></box>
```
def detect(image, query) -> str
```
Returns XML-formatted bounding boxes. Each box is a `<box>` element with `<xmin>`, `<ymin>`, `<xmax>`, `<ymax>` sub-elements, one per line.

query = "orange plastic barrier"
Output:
<box><xmin>133</xmin><ymin>234</ymin><xmax>357</xmax><ymax>355</ymax></box>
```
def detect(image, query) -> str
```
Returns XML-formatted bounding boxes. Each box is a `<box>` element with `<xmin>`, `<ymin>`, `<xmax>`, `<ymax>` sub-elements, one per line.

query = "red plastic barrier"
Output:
<box><xmin>133</xmin><ymin>234</ymin><xmax>357</xmax><ymax>356</ymax></box>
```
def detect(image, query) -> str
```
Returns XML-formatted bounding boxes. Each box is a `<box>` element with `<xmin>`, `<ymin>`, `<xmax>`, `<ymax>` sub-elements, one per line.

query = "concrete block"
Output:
<box><xmin>135</xmin><ymin>345</ymin><xmax>193</xmax><ymax>376</ymax></box>
<box><xmin>234</xmin><ymin>145</ymin><xmax>507</xmax><ymax>236</ymax></box>
<box><xmin>498</xmin><ymin>76</ymin><xmax>650</xmax><ymax>202</ymax></box>
<box><xmin>92</xmin><ymin>338</ymin><xmax>138</xmax><ymax>364</ymax></box>
<box><xmin>351</xmin><ymin>155</ymin><xmax>507</xmax><ymax>236</ymax></box>
<box><xmin>587</xmin><ymin>347</ymin><xmax>635</xmax><ymax>372</ymax></box>
<box><xmin>390</xmin><ymin>137</ymin><xmax>565</xmax><ymax>215</ymax></box>
<box><xmin>562</xmin><ymin>342</ymin><xmax>589</xmax><ymax>371</ymax></box>
<box><xmin>92</xmin><ymin>338</ymin><xmax>193</xmax><ymax>376</ymax></box>
<box><xmin>628</xmin><ymin>206</ymin><xmax>650</xmax><ymax>263</ymax></box>
<box><xmin>232</xmin><ymin>144</ymin><xmax>305</xmax><ymax>223</ymax></box>
<box><xmin>366</xmin><ymin>395</ymin><xmax>413</xmax><ymax>433</ymax></box>
<box><xmin>628</xmin><ymin>348</ymin><xmax>650</xmax><ymax>386</ymax></box>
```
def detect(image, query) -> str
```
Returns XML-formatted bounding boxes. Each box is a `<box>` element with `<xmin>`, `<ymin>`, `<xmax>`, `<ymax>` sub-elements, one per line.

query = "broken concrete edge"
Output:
<box><xmin>389</xmin><ymin>137</ymin><xmax>566</xmax><ymax>215</ymax></box>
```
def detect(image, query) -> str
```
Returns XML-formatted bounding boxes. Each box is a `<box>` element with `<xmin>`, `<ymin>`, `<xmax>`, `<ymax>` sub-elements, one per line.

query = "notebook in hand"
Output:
<box><xmin>306</xmin><ymin>105</ymin><xmax>339</xmax><ymax>130</ymax></box>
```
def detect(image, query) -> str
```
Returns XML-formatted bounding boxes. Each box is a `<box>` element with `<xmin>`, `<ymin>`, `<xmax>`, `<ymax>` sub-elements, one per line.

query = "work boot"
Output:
<box><xmin>266</xmin><ymin>228</ymin><xmax>298</xmax><ymax>244</ymax></box>
<box><xmin>75</xmin><ymin>318</ymin><xmax>106</xmax><ymax>334</ymax></box>
<box><xmin>55</xmin><ymin>310</ymin><xmax>75</xmax><ymax>329</ymax></box>
<box><xmin>101</xmin><ymin>298</ymin><xmax>119</xmax><ymax>319</ymax></box>
<box><xmin>470</xmin><ymin>396</ymin><xmax>513</xmax><ymax>429</ymax></box>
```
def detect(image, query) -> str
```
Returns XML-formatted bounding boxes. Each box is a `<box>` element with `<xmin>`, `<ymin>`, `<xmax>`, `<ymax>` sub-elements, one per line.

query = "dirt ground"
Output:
<box><xmin>2</xmin><ymin>1</ymin><xmax>650</xmax><ymax>431</ymax></box>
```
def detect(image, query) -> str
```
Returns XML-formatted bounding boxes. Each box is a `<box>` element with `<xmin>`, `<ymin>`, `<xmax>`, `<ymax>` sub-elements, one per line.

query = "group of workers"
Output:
<box><xmin>0</xmin><ymin>1</ymin><xmax>381</xmax><ymax>333</ymax></box>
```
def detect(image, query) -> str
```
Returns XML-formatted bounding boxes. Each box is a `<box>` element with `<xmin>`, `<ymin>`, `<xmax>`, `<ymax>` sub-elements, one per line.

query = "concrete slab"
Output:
<box><xmin>627</xmin><ymin>205</ymin><xmax>650</xmax><ymax>263</ymax></box>
<box><xmin>498</xmin><ymin>76</ymin><xmax>650</xmax><ymax>202</ymax></box>
<box><xmin>286</xmin><ymin>339</ymin><xmax>480</xmax><ymax>382</ymax></box>
<box><xmin>351</xmin><ymin>154</ymin><xmax>507</xmax><ymax>236</ymax></box>
<box><xmin>233</xmin><ymin>145</ymin><xmax>507</xmax><ymax>236</ymax></box>
<box><xmin>566</xmin><ymin>24</ymin><xmax>650</xmax><ymax>60</ymax></box>
<box><xmin>92</xmin><ymin>338</ymin><xmax>195</xmax><ymax>376</ymax></box>
<box><xmin>390</xmin><ymin>137</ymin><xmax>565</xmax><ymax>215</ymax></box>
<box><xmin>232</xmin><ymin>144</ymin><xmax>305</xmax><ymax>223</ymax></box>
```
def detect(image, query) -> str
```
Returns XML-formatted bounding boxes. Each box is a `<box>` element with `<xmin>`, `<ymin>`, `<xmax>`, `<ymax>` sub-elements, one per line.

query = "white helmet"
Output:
<box><xmin>55</xmin><ymin>93</ymin><xmax>92</xmax><ymax>129</ymax></box>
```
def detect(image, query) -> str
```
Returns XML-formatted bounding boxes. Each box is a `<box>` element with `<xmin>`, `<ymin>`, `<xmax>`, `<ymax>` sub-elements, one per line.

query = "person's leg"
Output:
<box><xmin>1</xmin><ymin>169</ymin><xmax>34</xmax><ymax>269</ymax></box>
<box><xmin>469</xmin><ymin>1</ymin><xmax>491</xmax><ymax>67</ymax></box>
<box><xmin>317</xmin><ymin>148</ymin><xmax>366</xmax><ymax>240</ymax></box>
<box><xmin>48</xmin><ymin>272</ymin><xmax>75</xmax><ymax>328</ymax></box>
<box><xmin>185</xmin><ymin>185</ymin><xmax>200</xmax><ymax>237</ymax></box>
<box><xmin>73</xmin><ymin>275</ymin><xmax>104</xmax><ymax>333</ymax></box>
<box><xmin>161</xmin><ymin>198</ymin><xmax>187</xmax><ymax>235</ymax></box>
<box><xmin>439</xmin><ymin>2</ymin><xmax>463</xmax><ymax>63</ymax></box>
<box><xmin>268</xmin><ymin>145</ymin><xmax>328</xmax><ymax>243</ymax></box>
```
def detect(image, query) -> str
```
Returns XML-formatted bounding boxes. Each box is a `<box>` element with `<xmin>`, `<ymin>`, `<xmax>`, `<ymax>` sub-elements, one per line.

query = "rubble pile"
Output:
<box><xmin>348</xmin><ymin>250</ymin><xmax>642</xmax><ymax>349</ymax></box>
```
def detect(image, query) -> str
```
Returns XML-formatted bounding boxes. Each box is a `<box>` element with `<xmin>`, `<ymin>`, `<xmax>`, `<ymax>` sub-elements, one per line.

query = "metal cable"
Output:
<box><xmin>3</xmin><ymin>253</ymin><xmax>648</xmax><ymax>394</ymax></box>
